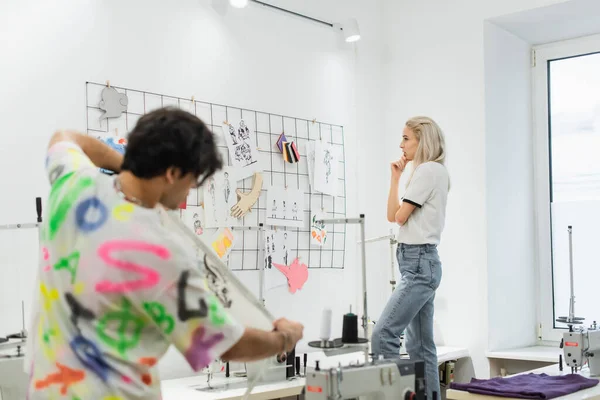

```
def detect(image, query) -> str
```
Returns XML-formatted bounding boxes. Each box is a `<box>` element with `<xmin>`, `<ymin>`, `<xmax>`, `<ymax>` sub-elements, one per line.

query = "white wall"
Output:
<box><xmin>484</xmin><ymin>22</ymin><xmax>537</xmax><ymax>352</ymax></box>
<box><xmin>0</xmin><ymin>0</ymin><xmax>386</xmax><ymax>380</ymax></box>
<box><xmin>381</xmin><ymin>0</ymin><xmax>570</xmax><ymax>379</ymax></box>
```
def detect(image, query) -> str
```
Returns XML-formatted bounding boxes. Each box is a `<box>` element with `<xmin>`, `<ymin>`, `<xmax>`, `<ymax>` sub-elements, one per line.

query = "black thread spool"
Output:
<box><xmin>342</xmin><ymin>312</ymin><xmax>359</xmax><ymax>343</ymax></box>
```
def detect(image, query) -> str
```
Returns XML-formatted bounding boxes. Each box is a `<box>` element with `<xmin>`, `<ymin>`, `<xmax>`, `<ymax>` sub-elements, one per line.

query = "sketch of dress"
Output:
<box><xmin>208</xmin><ymin>178</ymin><xmax>217</xmax><ymax>223</ymax></box>
<box><xmin>324</xmin><ymin>149</ymin><xmax>333</xmax><ymax>184</ymax></box>
<box><xmin>224</xmin><ymin>172</ymin><xmax>231</xmax><ymax>203</ymax></box>
<box><xmin>283</xmin><ymin>201</ymin><xmax>287</xmax><ymax>218</ymax></box>
<box><xmin>271</xmin><ymin>200</ymin><xmax>277</xmax><ymax>218</ymax></box>
<box><xmin>292</xmin><ymin>202</ymin><xmax>298</xmax><ymax>220</ymax></box>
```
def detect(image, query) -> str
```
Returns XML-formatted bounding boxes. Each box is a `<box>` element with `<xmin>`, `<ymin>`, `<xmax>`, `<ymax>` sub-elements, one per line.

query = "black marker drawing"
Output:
<box><xmin>177</xmin><ymin>270</ymin><xmax>209</xmax><ymax>321</ymax></box>
<box><xmin>221</xmin><ymin>121</ymin><xmax>260</xmax><ymax>179</ymax></box>
<box><xmin>238</xmin><ymin>120</ymin><xmax>250</xmax><ymax>141</ymax></box>
<box><xmin>271</xmin><ymin>200</ymin><xmax>277</xmax><ymax>218</ymax></box>
<box><xmin>203</xmin><ymin>255</ymin><xmax>232</xmax><ymax>308</ymax></box>
<box><xmin>292</xmin><ymin>202</ymin><xmax>298</xmax><ymax>220</ymax></box>
<box><xmin>228</xmin><ymin>124</ymin><xmax>238</xmax><ymax>145</ymax></box>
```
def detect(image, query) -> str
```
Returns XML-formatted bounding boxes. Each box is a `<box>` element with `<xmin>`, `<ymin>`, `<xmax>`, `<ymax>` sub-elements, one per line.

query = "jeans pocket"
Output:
<box><xmin>399</xmin><ymin>251</ymin><xmax>421</xmax><ymax>275</ymax></box>
<box><xmin>428</xmin><ymin>258</ymin><xmax>442</xmax><ymax>289</ymax></box>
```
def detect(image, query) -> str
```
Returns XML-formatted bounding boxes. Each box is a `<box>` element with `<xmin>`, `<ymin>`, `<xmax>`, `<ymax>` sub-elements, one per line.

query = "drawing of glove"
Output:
<box><xmin>230</xmin><ymin>173</ymin><xmax>263</xmax><ymax>219</ymax></box>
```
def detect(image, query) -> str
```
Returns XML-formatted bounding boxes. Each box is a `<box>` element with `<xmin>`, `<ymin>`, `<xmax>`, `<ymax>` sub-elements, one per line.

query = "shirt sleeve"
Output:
<box><xmin>142</xmin><ymin>261</ymin><xmax>244</xmax><ymax>371</ymax></box>
<box><xmin>45</xmin><ymin>141</ymin><xmax>96</xmax><ymax>185</ymax></box>
<box><xmin>402</xmin><ymin>163</ymin><xmax>435</xmax><ymax>208</ymax></box>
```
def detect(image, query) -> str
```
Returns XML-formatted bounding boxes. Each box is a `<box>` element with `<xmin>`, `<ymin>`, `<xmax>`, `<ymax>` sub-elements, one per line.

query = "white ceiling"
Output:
<box><xmin>490</xmin><ymin>0</ymin><xmax>600</xmax><ymax>45</ymax></box>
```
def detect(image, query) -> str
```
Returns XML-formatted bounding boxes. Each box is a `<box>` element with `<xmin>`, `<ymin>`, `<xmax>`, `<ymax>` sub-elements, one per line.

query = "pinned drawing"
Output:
<box><xmin>310</xmin><ymin>212</ymin><xmax>327</xmax><ymax>247</ymax></box>
<box><xmin>211</xmin><ymin>228</ymin><xmax>235</xmax><ymax>259</ymax></box>
<box><xmin>223</xmin><ymin>172</ymin><xmax>231</xmax><ymax>204</ymax></box>
<box><xmin>305</xmin><ymin>141</ymin><xmax>316</xmax><ymax>189</ymax></box>
<box><xmin>203</xmin><ymin>168</ymin><xmax>239</xmax><ymax>228</ymax></box>
<box><xmin>207</xmin><ymin>177</ymin><xmax>217</xmax><ymax>224</ymax></box>
<box><xmin>263</xmin><ymin>230</ymin><xmax>290</xmax><ymax>289</ymax></box>
<box><xmin>98</xmin><ymin>86</ymin><xmax>128</xmax><ymax>120</ymax></box>
<box><xmin>97</xmin><ymin>137</ymin><xmax>127</xmax><ymax>175</ymax></box>
<box><xmin>271</xmin><ymin>200</ymin><xmax>277</xmax><ymax>218</ymax></box>
<box><xmin>266</xmin><ymin>186</ymin><xmax>305</xmax><ymax>228</ymax></box>
<box><xmin>222</xmin><ymin>120</ymin><xmax>262</xmax><ymax>180</ymax></box>
<box><xmin>273</xmin><ymin>258</ymin><xmax>309</xmax><ymax>294</ymax></box>
<box><xmin>230</xmin><ymin>173</ymin><xmax>263</xmax><ymax>219</ymax></box>
<box><xmin>181</xmin><ymin>206</ymin><xmax>214</xmax><ymax>237</ymax></box>
<box><xmin>314</xmin><ymin>141</ymin><xmax>339</xmax><ymax>197</ymax></box>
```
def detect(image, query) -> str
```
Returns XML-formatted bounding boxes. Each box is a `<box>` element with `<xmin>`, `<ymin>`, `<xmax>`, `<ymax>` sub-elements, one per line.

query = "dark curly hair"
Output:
<box><xmin>121</xmin><ymin>107</ymin><xmax>223</xmax><ymax>186</ymax></box>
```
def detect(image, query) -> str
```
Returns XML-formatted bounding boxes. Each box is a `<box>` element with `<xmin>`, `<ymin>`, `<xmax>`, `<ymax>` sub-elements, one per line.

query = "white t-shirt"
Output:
<box><xmin>26</xmin><ymin>142</ymin><xmax>244</xmax><ymax>400</ymax></box>
<box><xmin>397</xmin><ymin>161</ymin><xmax>449</xmax><ymax>245</ymax></box>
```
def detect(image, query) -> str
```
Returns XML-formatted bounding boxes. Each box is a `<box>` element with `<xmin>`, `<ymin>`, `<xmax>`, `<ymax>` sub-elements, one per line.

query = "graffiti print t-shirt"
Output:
<box><xmin>26</xmin><ymin>141</ymin><xmax>244</xmax><ymax>400</ymax></box>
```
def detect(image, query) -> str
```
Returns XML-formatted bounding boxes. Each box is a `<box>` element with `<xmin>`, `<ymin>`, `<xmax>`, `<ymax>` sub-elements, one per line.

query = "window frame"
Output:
<box><xmin>533</xmin><ymin>33</ymin><xmax>600</xmax><ymax>342</ymax></box>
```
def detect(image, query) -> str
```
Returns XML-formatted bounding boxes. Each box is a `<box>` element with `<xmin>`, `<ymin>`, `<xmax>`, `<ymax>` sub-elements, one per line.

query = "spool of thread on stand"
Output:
<box><xmin>320</xmin><ymin>308</ymin><xmax>332</xmax><ymax>345</ymax></box>
<box><xmin>342</xmin><ymin>310</ymin><xmax>358</xmax><ymax>343</ymax></box>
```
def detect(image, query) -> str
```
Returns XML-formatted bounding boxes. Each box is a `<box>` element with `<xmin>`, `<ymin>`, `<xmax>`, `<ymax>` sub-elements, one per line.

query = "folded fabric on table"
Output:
<box><xmin>449</xmin><ymin>373</ymin><xmax>599</xmax><ymax>399</ymax></box>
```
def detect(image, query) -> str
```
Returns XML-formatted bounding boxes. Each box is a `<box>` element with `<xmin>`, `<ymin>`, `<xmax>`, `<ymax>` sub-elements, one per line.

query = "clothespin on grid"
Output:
<box><xmin>106</xmin><ymin>80</ymin><xmax>110</xmax><ymax>88</ymax></box>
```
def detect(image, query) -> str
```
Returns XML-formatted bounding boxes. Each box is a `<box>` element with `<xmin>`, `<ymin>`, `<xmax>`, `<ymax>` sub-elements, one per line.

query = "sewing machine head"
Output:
<box><xmin>562</xmin><ymin>321</ymin><xmax>600</xmax><ymax>376</ymax></box>
<box><xmin>305</xmin><ymin>358</ymin><xmax>425</xmax><ymax>400</ymax></box>
<box><xmin>0</xmin><ymin>332</ymin><xmax>28</xmax><ymax>400</ymax></box>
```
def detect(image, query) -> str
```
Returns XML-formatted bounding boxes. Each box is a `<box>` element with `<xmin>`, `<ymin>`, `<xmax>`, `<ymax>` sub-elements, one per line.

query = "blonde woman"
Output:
<box><xmin>372</xmin><ymin>116</ymin><xmax>449</xmax><ymax>399</ymax></box>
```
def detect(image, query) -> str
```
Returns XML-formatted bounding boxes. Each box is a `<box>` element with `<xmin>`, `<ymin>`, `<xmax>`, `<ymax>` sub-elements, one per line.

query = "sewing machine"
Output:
<box><xmin>305</xmin><ymin>358</ymin><xmax>426</xmax><ymax>400</ymax></box>
<box><xmin>555</xmin><ymin>226</ymin><xmax>600</xmax><ymax>376</ymax></box>
<box><xmin>561</xmin><ymin>322</ymin><xmax>600</xmax><ymax>375</ymax></box>
<box><xmin>0</xmin><ymin>332</ymin><xmax>28</xmax><ymax>400</ymax></box>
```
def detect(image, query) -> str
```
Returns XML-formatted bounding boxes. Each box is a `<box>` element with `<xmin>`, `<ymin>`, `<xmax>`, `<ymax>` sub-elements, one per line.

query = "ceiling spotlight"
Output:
<box><xmin>343</xmin><ymin>18</ymin><xmax>361</xmax><ymax>42</ymax></box>
<box><xmin>229</xmin><ymin>0</ymin><xmax>249</xmax><ymax>8</ymax></box>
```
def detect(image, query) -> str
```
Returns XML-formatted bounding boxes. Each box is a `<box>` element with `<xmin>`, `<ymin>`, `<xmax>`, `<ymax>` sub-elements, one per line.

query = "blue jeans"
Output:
<box><xmin>371</xmin><ymin>243</ymin><xmax>442</xmax><ymax>399</ymax></box>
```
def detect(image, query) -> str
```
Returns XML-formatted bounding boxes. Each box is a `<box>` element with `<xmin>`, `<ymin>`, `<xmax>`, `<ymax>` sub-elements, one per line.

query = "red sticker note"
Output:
<box><xmin>272</xmin><ymin>257</ymin><xmax>309</xmax><ymax>294</ymax></box>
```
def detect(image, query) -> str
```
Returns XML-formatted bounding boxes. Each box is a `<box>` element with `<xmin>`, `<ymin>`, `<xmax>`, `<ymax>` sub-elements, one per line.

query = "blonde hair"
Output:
<box><xmin>405</xmin><ymin>116</ymin><xmax>449</xmax><ymax>188</ymax></box>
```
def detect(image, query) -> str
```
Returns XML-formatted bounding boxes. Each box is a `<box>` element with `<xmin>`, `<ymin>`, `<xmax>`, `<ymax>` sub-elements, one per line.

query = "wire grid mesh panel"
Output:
<box><xmin>85</xmin><ymin>81</ymin><xmax>346</xmax><ymax>270</ymax></box>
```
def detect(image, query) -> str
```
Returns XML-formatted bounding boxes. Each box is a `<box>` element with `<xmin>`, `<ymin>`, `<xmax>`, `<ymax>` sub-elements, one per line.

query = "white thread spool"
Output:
<box><xmin>320</xmin><ymin>308</ymin><xmax>332</xmax><ymax>343</ymax></box>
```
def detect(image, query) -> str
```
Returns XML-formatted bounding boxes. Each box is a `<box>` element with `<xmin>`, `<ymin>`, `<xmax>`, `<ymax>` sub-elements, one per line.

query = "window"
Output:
<box><xmin>534</xmin><ymin>34</ymin><xmax>600</xmax><ymax>342</ymax></box>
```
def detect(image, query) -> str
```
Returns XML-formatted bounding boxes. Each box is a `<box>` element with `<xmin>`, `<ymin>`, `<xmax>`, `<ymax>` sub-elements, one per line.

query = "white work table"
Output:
<box><xmin>447</xmin><ymin>364</ymin><xmax>600</xmax><ymax>400</ymax></box>
<box><xmin>486</xmin><ymin>345</ymin><xmax>561</xmax><ymax>363</ymax></box>
<box><xmin>161</xmin><ymin>346</ymin><xmax>469</xmax><ymax>400</ymax></box>
<box><xmin>160</xmin><ymin>375</ymin><xmax>305</xmax><ymax>400</ymax></box>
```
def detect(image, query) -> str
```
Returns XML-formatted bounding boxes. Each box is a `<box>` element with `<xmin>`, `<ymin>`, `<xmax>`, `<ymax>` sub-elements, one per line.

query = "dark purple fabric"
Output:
<box><xmin>449</xmin><ymin>373</ymin><xmax>599</xmax><ymax>399</ymax></box>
